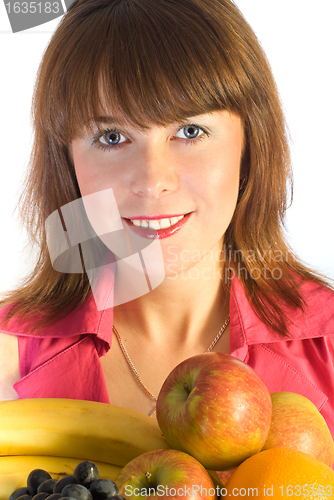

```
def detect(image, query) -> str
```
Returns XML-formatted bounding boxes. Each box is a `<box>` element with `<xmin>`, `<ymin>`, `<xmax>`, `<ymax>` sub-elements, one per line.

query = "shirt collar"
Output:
<box><xmin>0</xmin><ymin>268</ymin><xmax>116</xmax><ymax>357</ymax></box>
<box><xmin>230</xmin><ymin>275</ymin><xmax>334</xmax><ymax>354</ymax></box>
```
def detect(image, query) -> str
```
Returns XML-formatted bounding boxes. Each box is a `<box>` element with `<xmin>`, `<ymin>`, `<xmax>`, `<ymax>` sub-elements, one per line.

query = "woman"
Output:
<box><xmin>0</xmin><ymin>0</ymin><xmax>333</xmax><ymax>434</ymax></box>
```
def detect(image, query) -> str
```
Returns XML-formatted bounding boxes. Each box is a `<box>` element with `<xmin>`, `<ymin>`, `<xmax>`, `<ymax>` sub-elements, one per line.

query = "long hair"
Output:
<box><xmin>0</xmin><ymin>0</ymin><xmax>331</xmax><ymax>334</ymax></box>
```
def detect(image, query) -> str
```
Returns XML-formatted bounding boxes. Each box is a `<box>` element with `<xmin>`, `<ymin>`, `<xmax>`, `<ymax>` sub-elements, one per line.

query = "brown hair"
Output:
<box><xmin>0</xmin><ymin>0</ymin><xmax>331</xmax><ymax>334</ymax></box>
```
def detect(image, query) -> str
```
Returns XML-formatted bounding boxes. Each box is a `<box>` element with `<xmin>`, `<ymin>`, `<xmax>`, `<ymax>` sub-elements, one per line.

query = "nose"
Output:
<box><xmin>130</xmin><ymin>144</ymin><xmax>179</xmax><ymax>199</ymax></box>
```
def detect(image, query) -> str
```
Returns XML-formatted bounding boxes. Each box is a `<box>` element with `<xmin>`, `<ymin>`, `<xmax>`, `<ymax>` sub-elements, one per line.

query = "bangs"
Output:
<box><xmin>35</xmin><ymin>0</ymin><xmax>253</xmax><ymax>143</ymax></box>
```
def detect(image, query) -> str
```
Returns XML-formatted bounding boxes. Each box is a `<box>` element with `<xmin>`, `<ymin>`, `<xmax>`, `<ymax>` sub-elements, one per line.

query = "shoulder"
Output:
<box><xmin>0</xmin><ymin>332</ymin><xmax>20</xmax><ymax>400</ymax></box>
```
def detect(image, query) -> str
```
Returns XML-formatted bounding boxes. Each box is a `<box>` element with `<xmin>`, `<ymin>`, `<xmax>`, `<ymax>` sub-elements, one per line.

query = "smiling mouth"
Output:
<box><xmin>127</xmin><ymin>215</ymin><xmax>185</xmax><ymax>230</ymax></box>
<box><xmin>123</xmin><ymin>213</ymin><xmax>192</xmax><ymax>239</ymax></box>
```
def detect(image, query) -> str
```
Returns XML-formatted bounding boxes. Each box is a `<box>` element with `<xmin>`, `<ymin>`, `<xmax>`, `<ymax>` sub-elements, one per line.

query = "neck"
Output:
<box><xmin>113</xmin><ymin>246</ymin><xmax>230</xmax><ymax>350</ymax></box>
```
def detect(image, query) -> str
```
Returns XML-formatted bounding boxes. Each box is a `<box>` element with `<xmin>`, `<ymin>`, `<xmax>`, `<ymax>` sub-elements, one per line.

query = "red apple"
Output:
<box><xmin>156</xmin><ymin>352</ymin><xmax>272</xmax><ymax>470</ymax></box>
<box><xmin>115</xmin><ymin>449</ymin><xmax>218</xmax><ymax>499</ymax></box>
<box><xmin>262</xmin><ymin>391</ymin><xmax>334</xmax><ymax>467</ymax></box>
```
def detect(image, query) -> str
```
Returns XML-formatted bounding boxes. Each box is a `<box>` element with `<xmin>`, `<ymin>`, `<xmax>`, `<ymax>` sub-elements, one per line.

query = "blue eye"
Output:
<box><xmin>184</xmin><ymin>125</ymin><xmax>200</xmax><ymax>138</ymax></box>
<box><xmin>99</xmin><ymin>129</ymin><xmax>125</xmax><ymax>145</ymax></box>
<box><xmin>175</xmin><ymin>124</ymin><xmax>207</xmax><ymax>141</ymax></box>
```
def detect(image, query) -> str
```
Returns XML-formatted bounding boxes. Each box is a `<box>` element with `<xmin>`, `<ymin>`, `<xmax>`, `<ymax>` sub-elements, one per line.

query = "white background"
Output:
<box><xmin>0</xmin><ymin>1</ymin><xmax>333</xmax><ymax>295</ymax></box>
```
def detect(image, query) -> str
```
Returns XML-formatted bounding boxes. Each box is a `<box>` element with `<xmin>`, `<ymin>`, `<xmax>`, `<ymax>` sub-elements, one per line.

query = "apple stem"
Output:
<box><xmin>183</xmin><ymin>382</ymin><xmax>191</xmax><ymax>395</ymax></box>
<box><xmin>145</xmin><ymin>471</ymin><xmax>152</xmax><ymax>481</ymax></box>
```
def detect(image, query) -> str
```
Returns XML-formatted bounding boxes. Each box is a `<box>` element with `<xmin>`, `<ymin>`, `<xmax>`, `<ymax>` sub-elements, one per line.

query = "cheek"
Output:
<box><xmin>209</xmin><ymin>166</ymin><xmax>240</xmax><ymax>234</ymax></box>
<box><xmin>71</xmin><ymin>144</ymin><xmax>111</xmax><ymax>197</ymax></box>
<box><xmin>186</xmin><ymin>141</ymin><xmax>242</xmax><ymax>211</ymax></box>
<box><xmin>213</xmin><ymin>131</ymin><xmax>242</xmax><ymax>197</ymax></box>
<box><xmin>71</xmin><ymin>145</ymin><xmax>93</xmax><ymax>196</ymax></box>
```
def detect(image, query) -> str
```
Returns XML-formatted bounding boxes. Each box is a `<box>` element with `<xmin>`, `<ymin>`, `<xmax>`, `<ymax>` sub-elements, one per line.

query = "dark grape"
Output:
<box><xmin>89</xmin><ymin>479</ymin><xmax>120</xmax><ymax>500</ymax></box>
<box><xmin>15</xmin><ymin>496</ymin><xmax>33</xmax><ymax>500</ymax></box>
<box><xmin>31</xmin><ymin>494</ymin><xmax>49</xmax><ymax>500</ymax></box>
<box><xmin>74</xmin><ymin>461</ymin><xmax>99</xmax><ymax>487</ymax></box>
<box><xmin>9</xmin><ymin>487</ymin><xmax>30</xmax><ymax>500</ymax></box>
<box><xmin>37</xmin><ymin>479</ymin><xmax>58</xmax><ymax>493</ymax></box>
<box><xmin>53</xmin><ymin>476</ymin><xmax>77</xmax><ymax>493</ymax></box>
<box><xmin>27</xmin><ymin>469</ymin><xmax>52</xmax><ymax>495</ymax></box>
<box><xmin>110</xmin><ymin>496</ymin><xmax>126</xmax><ymax>500</ymax></box>
<box><xmin>61</xmin><ymin>484</ymin><xmax>93</xmax><ymax>500</ymax></box>
<box><xmin>47</xmin><ymin>495</ymin><xmax>62</xmax><ymax>500</ymax></box>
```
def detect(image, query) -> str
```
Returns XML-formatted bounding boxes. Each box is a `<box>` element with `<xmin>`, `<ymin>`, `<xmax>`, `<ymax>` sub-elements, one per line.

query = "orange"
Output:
<box><xmin>224</xmin><ymin>448</ymin><xmax>334</xmax><ymax>499</ymax></box>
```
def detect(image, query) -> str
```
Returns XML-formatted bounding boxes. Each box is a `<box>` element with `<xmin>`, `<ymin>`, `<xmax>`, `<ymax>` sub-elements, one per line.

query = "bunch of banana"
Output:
<box><xmin>0</xmin><ymin>398</ymin><xmax>170</xmax><ymax>499</ymax></box>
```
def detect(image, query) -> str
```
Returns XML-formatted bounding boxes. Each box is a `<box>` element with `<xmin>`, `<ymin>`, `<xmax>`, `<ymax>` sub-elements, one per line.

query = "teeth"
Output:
<box><xmin>129</xmin><ymin>215</ymin><xmax>184</xmax><ymax>229</ymax></box>
<box><xmin>148</xmin><ymin>219</ymin><xmax>160</xmax><ymax>230</ymax></box>
<box><xmin>159</xmin><ymin>218</ymin><xmax>171</xmax><ymax>229</ymax></box>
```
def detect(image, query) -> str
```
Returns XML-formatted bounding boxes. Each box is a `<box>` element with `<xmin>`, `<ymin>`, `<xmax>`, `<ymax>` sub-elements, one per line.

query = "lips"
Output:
<box><xmin>123</xmin><ymin>213</ymin><xmax>192</xmax><ymax>239</ymax></box>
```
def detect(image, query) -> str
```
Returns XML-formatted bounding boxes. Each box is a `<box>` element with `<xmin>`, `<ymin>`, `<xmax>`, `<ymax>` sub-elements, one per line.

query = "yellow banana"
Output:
<box><xmin>0</xmin><ymin>399</ymin><xmax>170</xmax><ymax>467</ymax></box>
<box><xmin>0</xmin><ymin>455</ymin><xmax>122</xmax><ymax>500</ymax></box>
<box><xmin>207</xmin><ymin>469</ymin><xmax>225</xmax><ymax>489</ymax></box>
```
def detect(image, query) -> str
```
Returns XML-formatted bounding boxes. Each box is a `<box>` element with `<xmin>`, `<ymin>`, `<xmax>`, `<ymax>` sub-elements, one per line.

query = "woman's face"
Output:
<box><xmin>70</xmin><ymin>110</ymin><xmax>244</xmax><ymax>277</ymax></box>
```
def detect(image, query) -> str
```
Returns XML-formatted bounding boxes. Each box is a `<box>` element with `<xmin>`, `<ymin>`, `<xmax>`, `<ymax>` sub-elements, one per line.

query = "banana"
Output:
<box><xmin>0</xmin><ymin>399</ymin><xmax>170</xmax><ymax>467</ymax></box>
<box><xmin>0</xmin><ymin>455</ymin><xmax>122</xmax><ymax>500</ymax></box>
<box><xmin>206</xmin><ymin>469</ymin><xmax>225</xmax><ymax>490</ymax></box>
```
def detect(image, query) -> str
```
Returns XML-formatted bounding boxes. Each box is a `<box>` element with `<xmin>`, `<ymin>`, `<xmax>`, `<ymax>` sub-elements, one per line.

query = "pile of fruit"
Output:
<box><xmin>1</xmin><ymin>352</ymin><xmax>334</xmax><ymax>500</ymax></box>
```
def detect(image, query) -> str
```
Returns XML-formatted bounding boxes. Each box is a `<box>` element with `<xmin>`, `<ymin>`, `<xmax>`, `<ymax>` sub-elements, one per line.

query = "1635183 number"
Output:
<box><xmin>5</xmin><ymin>2</ymin><xmax>60</xmax><ymax>14</ymax></box>
<box><xmin>279</xmin><ymin>484</ymin><xmax>332</xmax><ymax>496</ymax></box>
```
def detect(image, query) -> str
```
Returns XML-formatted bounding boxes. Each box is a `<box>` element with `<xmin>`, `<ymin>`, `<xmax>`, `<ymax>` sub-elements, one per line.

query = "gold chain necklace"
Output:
<box><xmin>112</xmin><ymin>315</ymin><xmax>230</xmax><ymax>417</ymax></box>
